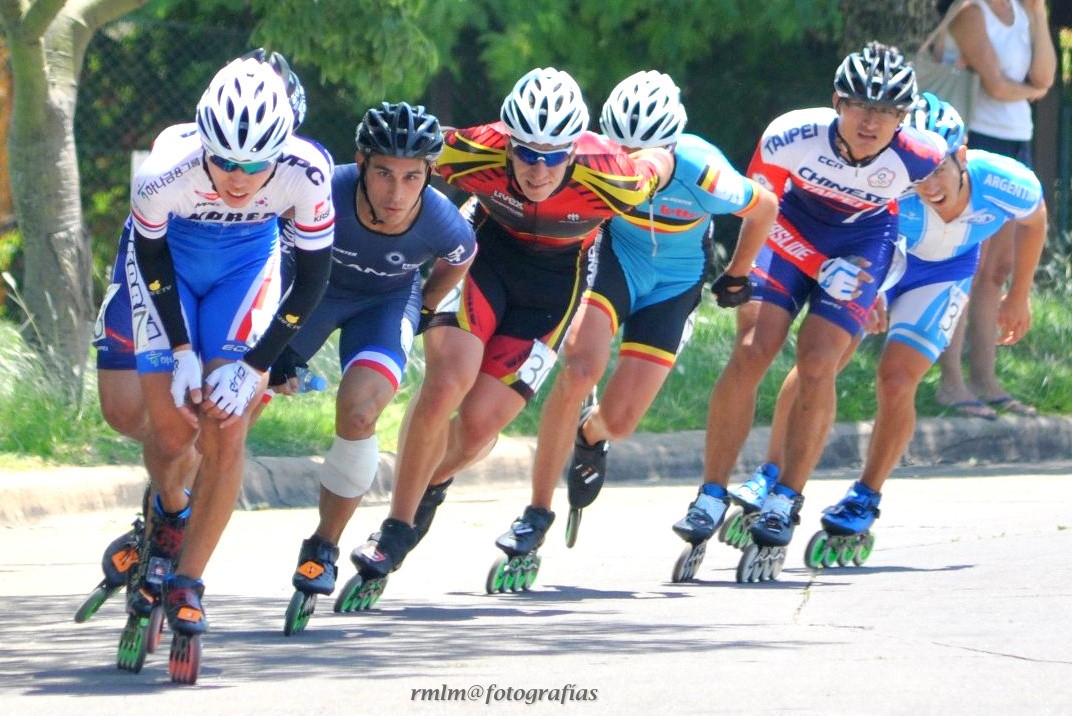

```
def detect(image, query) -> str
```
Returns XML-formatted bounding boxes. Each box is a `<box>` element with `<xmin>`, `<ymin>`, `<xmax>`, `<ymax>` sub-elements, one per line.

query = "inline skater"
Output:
<box><xmin>123</xmin><ymin>56</ymin><xmax>334</xmax><ymax>683</ymax></box>
<box><xmin>670</xmin><ymin>42</ymin><xmax>946</xmax><ymax>584</ymax></box>
<box><xmin>523</xmin><ymin>70</ymin><xmax>776</xmax><ymax>554</ymax></box>
<box><xmin>740</xmin><ymin>94</ymin><xmax>1046</xmax><ymax>570</ymax></box>
<box><xmin>349</xmin><ymin>67</ymin><xmax>674</xmax><ymax>596</ymax></box>
<box><xmin>277</xmin><ymin>102</ymin><xmax>476</xmax><ymax>633</ymax></box>
<box><xmin>81</xmin><ymin>50</ymin><xmax>308</xmax><ymax>626</ymax></box>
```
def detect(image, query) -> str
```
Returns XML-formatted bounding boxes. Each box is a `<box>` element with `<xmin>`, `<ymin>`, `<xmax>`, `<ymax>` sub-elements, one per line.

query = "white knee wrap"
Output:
<box><xmin>319</xmin><ymin>435</ymin><xmax>379</xmax><ymax>499</ymax></box>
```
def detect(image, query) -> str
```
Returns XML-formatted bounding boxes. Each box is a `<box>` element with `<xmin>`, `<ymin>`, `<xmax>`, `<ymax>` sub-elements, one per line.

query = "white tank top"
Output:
<box><xmin>969</xmin><ymin>0</ymin><xmax>1033</xmax><ymax>141</ymax></box>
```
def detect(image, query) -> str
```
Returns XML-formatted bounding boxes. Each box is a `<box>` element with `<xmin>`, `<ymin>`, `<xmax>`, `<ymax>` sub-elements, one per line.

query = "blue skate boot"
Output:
<box><xmin>670</xmin><ymin>483</ymin><xmax>730</xmax><ymax>582</ymax></box>
<box><xmin>720</xmin><ymin>463</ymin><xmax>780</xmax><ymax>550</ymax></box>
<box><xmin>335</xmin><ymin>518</ymin><xmax>418</xmax><ymax>613</ymax></box>
<box><xmin>565</xmin><ymin>392</ymin><xmax>608</xmax><ymax>548</ymax></box>
<box><xmin>163</xmin><ymin>574</ymin><xmax>205</xmax><ymax>685</ymax></box>
<box><xmin>414</xmin><ymin>477</ymin><xmax>454</xmax><ymax>544</ymax></box>
<box><xmin>737</xmin><ymin>485</ymin><xmax>803</xmax><ymax>584</ymax></box>
<box><xmin>805</xmin><ymin>481</ymin><xmax>881</xmax><ymax>570</ymax></box>
<box><xmin>487</xmin><ymin>506</ymin><xmax>555</xmax><ymax>593</ymax></box>
<box><xmin>284</xmin><ymin>535</ymin><xmax>340</xmax><ymax>636</ymax></box>
<box><xmin>117</xmin><ymin>496</ymin><xmax>188</xmax><ymax>673</ymax></box>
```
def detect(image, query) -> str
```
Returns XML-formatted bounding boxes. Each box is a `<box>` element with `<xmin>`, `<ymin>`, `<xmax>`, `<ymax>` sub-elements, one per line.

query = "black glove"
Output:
<box><xmin>416</xmin><ymin>306</ymin><xmax>436</xmax><ymax>335</ymax></box>
<box><xmin>710</xmin><ymin>273</ymin><xmax>752</xmax><ymax>308</ymax></box>
<box><xmin>268</xmin><ymin>345</ymin><xmax>308</xmax><ymax>389</ymax></box>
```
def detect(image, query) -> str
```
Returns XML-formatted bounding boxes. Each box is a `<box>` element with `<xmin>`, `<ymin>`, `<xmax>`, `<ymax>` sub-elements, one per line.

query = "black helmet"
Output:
<box><xmin>355</xmin><ymin>102</ymin><xmax>444</xmax><ymax>160</ymax></box>
<box><xmin>834</xmin><ymin>41</ymin><xmax>917</xmax><ymax>109</ymax></box>
<box><xmin>239</xmin><ymin>47</ymin><xmax>306</xmax><ymax>128</ymax></box>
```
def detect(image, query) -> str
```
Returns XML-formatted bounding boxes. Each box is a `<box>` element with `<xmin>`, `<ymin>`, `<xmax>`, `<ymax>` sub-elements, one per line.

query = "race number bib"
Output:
<box><xmin>517</xmin><ymin>339</ymin><xmax>557</xmax><ymax>394</ymax></box>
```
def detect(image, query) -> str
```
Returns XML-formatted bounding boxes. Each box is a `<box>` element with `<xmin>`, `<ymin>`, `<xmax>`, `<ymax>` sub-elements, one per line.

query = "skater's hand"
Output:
<box><xmin>710</xmin><ymin>272</ymin><xmax>752</xmax><ymax>308</ymax></box>
<box><xmin>818</xmin><ymin>256</ymin><xmax>873</xmax><ymax>302</ymax></box>
<box><xmin>863</xmin><ymin>293</ymin><xmax>888</xmax><ymax>334</ymax></box>
<box><xmin>268</xmin><ymin>345</ymin><xmax>307</xmax><ymax>395</ymax></box>
<box><xmin>170</xmin><ymin>347</ymin><xmax>202</xmax><ymax>429</ymax></box>
<box><xmin>996</xmin><ymin>293</ymin><xmax>1032</xmax><ymax>345</ymax></box>
<box><xmin>204</xmin><ymin>360</ymin><xmax>263</xmax><ymax>427</ymax></box>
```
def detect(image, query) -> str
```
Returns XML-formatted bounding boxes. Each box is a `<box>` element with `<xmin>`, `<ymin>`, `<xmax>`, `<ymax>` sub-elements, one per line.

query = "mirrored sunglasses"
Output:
<box><xmin>208</xmin><ymin>154</ymin><xmax>274</xmax><ymax>175</ymax></box>
<box><xmin>510</xmin><ymin>142</ymin><xmax>573</xmax><ymax>167</ymax></box>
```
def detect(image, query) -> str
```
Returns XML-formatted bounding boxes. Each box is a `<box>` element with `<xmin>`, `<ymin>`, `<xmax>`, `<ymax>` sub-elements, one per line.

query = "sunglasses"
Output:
<box><xmin>510</xmin><ymin>142</ymin><xmax>573</xmax><ymax>167</ymax></box>
<box><xmin>839</xmin><ymin>98</ymin><xmax>905</xmax><ymax>119</ymax></box>
<box><xmin>207</xmin><ymin>154</ymin><xmax>275</xmax><ymax>175</ymax></box>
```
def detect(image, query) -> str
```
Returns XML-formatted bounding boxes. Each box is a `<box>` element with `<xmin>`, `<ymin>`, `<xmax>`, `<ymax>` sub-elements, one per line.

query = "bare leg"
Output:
<box><xmin>388</xmin><ymin>326</ymin><xmax>482</xmax><ymax>525</ymax></box>
<box><xmin>966</xmin><ymin>226</ymin><xmax>1015</xmax><ymax>401</ymax></box>
<box><xmin>702</xmin><ymin>301</ymin><xmax>792</xmax><ymax>487</ymax></box>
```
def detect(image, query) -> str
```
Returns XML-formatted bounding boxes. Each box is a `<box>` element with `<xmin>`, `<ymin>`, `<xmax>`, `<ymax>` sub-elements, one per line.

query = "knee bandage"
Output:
<box><xmin>319</xmin><ymin>435</ymin><xmax>380</xmax><ymax>499</ymax></box>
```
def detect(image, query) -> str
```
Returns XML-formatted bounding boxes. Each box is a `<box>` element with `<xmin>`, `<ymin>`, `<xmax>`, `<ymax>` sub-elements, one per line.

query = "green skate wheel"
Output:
<box><xmin>718</xmin><ymin>509</ymin><xmax>741</xmax><ymax>544</ymax></box>
<box><xmin>853</xmin><ymin>533</ymin><xmax>876</xmax><ymax>566</ymax></box>
<box><xmin>284</xmin><ymin>591</ymin><xmax>317</xmax><ymax>636</ymax></box>
<box><xmin>75</xmin><ymin>582</ymin><xmax>118</xmax><ymax>623</ymax></box>
<box><xmin>146</xmin><ymin>604</ymin><xmax>165</xmax><ymax>653</ymax></box>
<box><xmin>116</xmin><ymin>613</ymin><xmax>149</xmax><ymax>673</ymax></box>
<box><xmin>804</xmin><ymin>531</ymin><xmax>828</xmax><ymax>569</ymax></box>
<box><xmin>565</xmin><ymin>508</ymin><xmax>581</xmax><ymax>549</ymax></box>
<box><xmin>334</xmin><ymin>573</ymin><xmax>364</xmax><ymax>613</ymax></box>
<box><xmin>486</xmin><ymin>557</ymin><xmax>509</xmax><ymax>594</ymax></box>
<box><xmin>168</xmin><ymin>632</ymin><xmax>201</xmax><ymax>685</ymax></box>
<box><xmin>836</xmin><ymin>540</ymin><xmax>855</xmax><ymax>567</ymax></box>
<box><xmin>520</xmin><ymin>554</ymin><xmax>540</xmax><ymax>590</ymax></box>
<box><xmin>821</xmin><ymin>538</ymin><xmax>839</xmax><ymax>568</ymax></box>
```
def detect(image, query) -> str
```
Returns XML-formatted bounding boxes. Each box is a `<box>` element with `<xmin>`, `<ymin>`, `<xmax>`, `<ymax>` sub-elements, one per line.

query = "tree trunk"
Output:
<box><xmin>2</xmin><ymin>1</ymin><xmax>149</xmax><ymax>399</ymax></box>
<box><xmin>838</xmin><ymin>0</ymin><xmax>935</xmax><ymax>56</ymax></box>
<box><xmin>0</xmin><ymin>38</ymin><xmax>12</xmax><ymax>232</ymax></box>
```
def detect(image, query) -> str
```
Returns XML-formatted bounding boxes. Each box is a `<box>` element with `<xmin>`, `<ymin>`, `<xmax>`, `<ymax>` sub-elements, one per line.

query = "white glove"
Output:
<box><xmin>205</xmin><ymin>360</ymin><xmax>262</xmax><ymax>417</ymax></box>
<box><xmin>170</xmin><ymin>348</ymin><xmax>203</xmax><ymax>408</ymax></box>
<box><xmin>818</xmin><ymin>256</ymin><xmax>872</xmax><ymax>301</ymax></box>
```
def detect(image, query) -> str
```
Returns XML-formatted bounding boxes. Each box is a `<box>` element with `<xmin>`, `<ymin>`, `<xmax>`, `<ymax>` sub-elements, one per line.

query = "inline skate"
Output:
<box><xmin>564</xmin><ymin>390</ymin><xmax>607</xmax><ymax>548</ymax></box>
<box><xmin>283</xmin><ymin>535</ymin><xmax>340</xmax><ymax>636</ymax></box>
<box><xmin>164</xmin><ymin>574</ymin><xmax>206</xmax><ymax>685</ymax></box>
<box><xmin>335</xmin><ymin>518</ymin><xmax>417</xmax><ymax>612</ymax></box>
<box><xmin>487</xmin><ymin>506</ymin><xmax>554</xmax><ymax>593</ymax></box>
<box><xmin>718</xmin><ymin>463</ymin><xmax>780</xmax><ymax>551</ymax></box>
<box><xmin>736</xmin><ymin>485</ymin><xmax>803</xmax><ymax>583</ymax></box>
<box><xmin>670</xmin><ymin>483</ymin><xmax>729</xmax><ymax>582</ymax></box>
<box><xmin>804</xmin><ymin>481</ymin><xmax>880</xmax><ymax>570</ymax></box>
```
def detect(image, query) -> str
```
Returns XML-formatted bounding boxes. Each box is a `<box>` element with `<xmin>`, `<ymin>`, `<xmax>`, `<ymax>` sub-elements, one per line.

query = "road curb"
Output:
<box><xmin>1</xmin><ymin>414</ymin><xmax>1068</xmax><ymax>526</ymax></box>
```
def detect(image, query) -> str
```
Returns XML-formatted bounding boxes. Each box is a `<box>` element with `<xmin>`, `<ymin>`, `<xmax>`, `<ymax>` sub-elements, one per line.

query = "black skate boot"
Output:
<box><xmin>163</xmin><ymin>574</ymin><xmax>206</xmax><ymax>685</ymax></box>
<box><xmin>75</xmin><ymin>517</ymin><xmax>143</xmax><ymax>623</ymax></box>
<box><xmin>737</xmin><ymin>488</ymin><xmax>805</xmax><ymax>584</ymax></box>
<box><xmin>117</xmin><ymin>498</ymin><xmax>188</xmax><ymax>673</ymax></box>
<box><xmin>413</xmin><ymin>477</ymin><xmax>453</xmax><ymax>544</ymax></box>
<box><xmin>486</xmin><ymin>506</ymin><xmax>555</xmax><ymax>594</ymax></box>
<box><xmin>670</xmin><ymin>484</ymin><xmax>730</xmax><ymax>583</ymax></box>
<box><xmin>284</xmin><ymin>535</ymin><xmax>340</xmax><ymax>636</ymax></box>
<box><xmin>565</xmin><ymin>395</ymin><xmax>609</xmax><ymax>548</ymax></box>
<box><xmin>335</xmin><ymin>519</ymin><xmax>418</xmax><ymax>613</ymax></box>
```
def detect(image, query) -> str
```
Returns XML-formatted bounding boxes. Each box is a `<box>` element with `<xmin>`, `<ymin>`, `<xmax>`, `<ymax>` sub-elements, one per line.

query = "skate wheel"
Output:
<box><xmin>671</xmin><ymin>541</ymin><xmax>706</xmax><ymax>583</ymax></box>
<box><xmin>503</xmin><ymin>557</ymin><xmax>522</xmax><ymax>592</ymax></box>
<box><xmin>168</xmin><ymin>632</ymin><xmax>202</xmax><ymax>685</ymax></box>
<box><xmin>717</xmin><ymin>509</ymin><xmax>741</xmax><ymax>544</ymax></box>
<box><xmin>565</xmin><ymin>508</ymin><xmax>582</xmax><ymax>549</ymax></box>
<box><xmin>486</xmin><ymin>556</ymin><xmax>509</xmax><ymax>594</ymax></box>
<box><xmin>733</xmin><ymin>513</ymin><xmax>757</xmax><ymax>549</ymax></box>
<box><xmin>75</xmin><ymin>582</ymin><xmax>118</xmax><ymax>623</ymax></box>
<box><xmin>758</xmin><ymin>549</ymin><xmax>776</xmax><ymax>581</ymax></box>
<box><xmin>836</xmin><ymin>540</ymin><xmax>854</xmax><ymax>567</ymax></box>
<box><xmin>820</xmin><ymin>537</ymin><xmax>839</xmax><ymax>568</ymax></box>
<box><xmin>736</xmin><ymin>544</ymin><xmax>761</xmax><ymax>584</ymax></box>
<box><xmin>519</xmin><ymin>554</ymin><xmax>540</xmax><ymax>591</ymax></box>
<box><xmin>146</xmin><ymin>604</ymin><xmax>165</xmax><ymax>654</ymax></box>
<box><xmin>853</xmin><ymin>533</ymin><xmax>876</xmax><ymax>566</ymax></box>
<box><xmin>284</xmin><ymin>591</ymin><xmax>317</xmax><ymax>636</ymax></box>
<box><xmin>804</xmin><ymin>531</ymin><xmax>828</xmax><ymax>570</ymax></box>
<box><xmin>116</xmin><ymin>613</ymin><xmax>150</xmax><ymax>673</ymax></box>
<box><xmin>334</xmin><ymin>574</ymin><xmax>365</xmax><ymax>613</ymax></box>
<box><xmin>359</xmin><ymin>576</ymin><xmax>388</xmax><ymax>610</ymax></box>
<box><xmin>769</xmin><ymin>548</ymin><xmax>786</xmax><ymax>580</ymax></box>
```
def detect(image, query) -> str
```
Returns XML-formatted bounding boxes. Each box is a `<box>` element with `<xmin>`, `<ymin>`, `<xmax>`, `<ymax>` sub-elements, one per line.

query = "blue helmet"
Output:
<box><xmin>904</xmin><ymin>91</ymin><xmax>966</xmax><ymax>155</ymax></box>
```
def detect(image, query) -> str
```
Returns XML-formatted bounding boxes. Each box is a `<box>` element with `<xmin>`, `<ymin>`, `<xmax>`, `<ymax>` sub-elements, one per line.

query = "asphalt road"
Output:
<box><xmin>1</xmin><ymin>462</ymin><xmax>1070</xmax><ymax>714</ymax></box>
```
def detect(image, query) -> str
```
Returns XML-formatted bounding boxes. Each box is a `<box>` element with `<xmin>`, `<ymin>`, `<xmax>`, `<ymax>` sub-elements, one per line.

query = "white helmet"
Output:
<box><xmin>500</xmin><ymin>67</ymin><xmax>589</xmax><ymax>147</ymax></box>
<box><xmin>600</xmin><ymin>70</ymin><xmax>687</xmax><ymax>149</ymax></box>
<box><xmin>196</xmin><ymin>57</ymin><xmax>294</xmax><ymax>163</ymax></box>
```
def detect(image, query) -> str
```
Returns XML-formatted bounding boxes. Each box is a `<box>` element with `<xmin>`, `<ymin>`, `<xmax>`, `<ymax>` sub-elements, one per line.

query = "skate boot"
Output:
<box><xmin>163</xmin><ymin>574</ymin><xmax>206</xmax><ymax>685</ymax></box>
<box><xmin>805</xmin><ymin>481</ymin><xmax>881</xmax><ymax>570</ymax></box>
<box><xmin>670</xmin><ymin>483</ymin><xmax>729</xmax><ymax>582</ymax></box>
<box><xmin>720</xmin><ymin>463</ymin><xmax>780</xmax><ymax>551</ymax></box>
<box><xmin>413</xmin><ymin>477</ymin><xmax>453</xmax><ymax>544</ymax></box>
<box><xmin>565</xmin><ymin>394</ymin><xmax>609</xmax><ymax>548</ymax></box>
<box><xmin>284</xmin><ymin>535</ymin><xmax>340</xmax><ymax>636</ymax></box>
<box><xmin>737</xmin><ymin>485</ymin><xmax>804</xmax><ymax>584</ymax></box>
<box><xmin>487</xmin><ymin>506</ymin><xmax>555</xmax><ymax>593</ymax></box>
<box><xmin>75</xmin><ymin>516</ymin><xmax>143</xmax><ymax>623</ymax></box>
<box><xmin>335</xmin><ymin>518</ymin><xmax>418</xmax><ymax>613</ymax></box>
<box><xmin>117</xmin><ymin>497</ymin><xmax>188</xmax><ymax>673</ymax></box>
